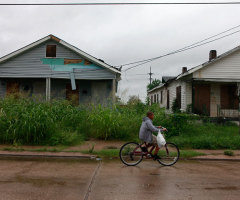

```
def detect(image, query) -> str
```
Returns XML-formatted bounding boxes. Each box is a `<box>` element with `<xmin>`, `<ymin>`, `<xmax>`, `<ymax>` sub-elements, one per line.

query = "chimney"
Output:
<box><xmin>182</xmin><ymin>67</ymin><xmax>187</xmax><ymax>74</ymax></box>
<box><xmin>209</xmin><ymin>50</ymin><xmax>217</xmax><ymax>61</ymax></box>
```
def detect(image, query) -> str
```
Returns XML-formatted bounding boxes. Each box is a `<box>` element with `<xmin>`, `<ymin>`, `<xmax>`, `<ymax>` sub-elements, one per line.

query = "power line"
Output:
<box><xmin>124</xmin><ymin>28</ymin><xmax>240</xmax><ymax>72</ymax></box>
<box><xmin>121</xmin><ymin>24</ymin><xmax>240</xmax><ymax>67</ymax></box>
<box><xmin>1</xmin><ymin>2</ymin><xmax>240</xmax><ymax>6</ymax></box>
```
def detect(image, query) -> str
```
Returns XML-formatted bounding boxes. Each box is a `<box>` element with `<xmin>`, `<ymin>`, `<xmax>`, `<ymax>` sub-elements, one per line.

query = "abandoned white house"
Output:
<box><xmin>148</xmin><ymin>46</ymin><xmax>240</xmax><ymax>118</ymax></box>
<box><xmin>0</xmin><ymin>35</ymin><xmax>121</xmax><ymax>104</ymax></box>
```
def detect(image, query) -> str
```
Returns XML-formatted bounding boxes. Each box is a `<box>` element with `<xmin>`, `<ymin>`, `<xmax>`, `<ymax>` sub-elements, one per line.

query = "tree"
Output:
<box><xmin>127</xmin><ymin>95</ymin><xmax>142</xmax><ymax>105</ymax></box>
<box><xmin>147</xmin><ymin>79</ymin><xmax>161</xmax><ymax>91</ymax></box>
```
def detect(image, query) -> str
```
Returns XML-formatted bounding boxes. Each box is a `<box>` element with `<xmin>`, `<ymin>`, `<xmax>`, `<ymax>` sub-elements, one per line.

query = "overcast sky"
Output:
<box><xmin>0</xmin><ymin>0</ymin><xmax>240</xmax><ymax>102</ymax></box>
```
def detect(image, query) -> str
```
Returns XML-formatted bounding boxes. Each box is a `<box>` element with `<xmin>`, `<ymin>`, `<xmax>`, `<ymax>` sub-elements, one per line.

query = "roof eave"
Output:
<box><xmin>0</xmin><ymin>35</ymin><xmax>51</xmax><ymax>64</ymax></box>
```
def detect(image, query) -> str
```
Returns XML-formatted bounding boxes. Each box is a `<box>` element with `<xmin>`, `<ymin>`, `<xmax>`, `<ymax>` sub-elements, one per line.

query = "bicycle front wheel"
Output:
<box><xmin>157</xmin><ymin>142</ymin><xmax>180</xmax><ymax>166</ymax></box>
<box><xmin>119</xmin><ymin>142</ymin><xmax>143</xmax><ymax>166</ymax></box>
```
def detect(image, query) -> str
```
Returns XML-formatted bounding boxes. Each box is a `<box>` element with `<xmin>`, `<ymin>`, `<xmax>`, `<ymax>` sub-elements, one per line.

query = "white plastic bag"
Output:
<box><xmin>157</xmin><ymin>129</ymin><xmax>166</xmax><ymax>148</ymax></box>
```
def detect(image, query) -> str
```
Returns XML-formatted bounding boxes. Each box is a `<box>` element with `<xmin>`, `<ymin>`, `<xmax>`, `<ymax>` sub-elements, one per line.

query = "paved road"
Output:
<box><xmin>0</xmin><ymin>158</ymin><xmax>239</xmax><ymax>200</ymax></box>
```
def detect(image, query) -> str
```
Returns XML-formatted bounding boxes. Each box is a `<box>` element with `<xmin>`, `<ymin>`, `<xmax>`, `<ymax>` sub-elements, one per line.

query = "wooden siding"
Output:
<box><xmin>148</xmin><ymin>79</ymin><xmax>189</xmax><ymax>112</ymax></box>
<box><xmin>0</xmin><ymin>40</ymin><xmax>116</xmax><ymax>80</ymax></box>
<box><xmin>165</xmin><ymin>80</ymin><xmax>186</xmax><ymax>111</ymax></box>
<box><xmin>193</xmin><ymin>49</ymin><xmax>240</xmax><ymax>80</ymax></box>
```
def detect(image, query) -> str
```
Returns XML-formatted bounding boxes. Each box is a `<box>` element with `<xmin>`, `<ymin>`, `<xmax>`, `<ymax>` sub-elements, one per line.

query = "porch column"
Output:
<box><xmin>46</xmin><ymin>77</ymin><xmax>51</xmax><ymax>101</ymax></box>
<box><xmin>112</xmin><ymin>79</ymin><xmax>116</xmax><ymax>103</ymax></box>
<box><xmin>237</xmin><ymin>83</ymin><xmax>240</xmax><ymax>135</ymax></box>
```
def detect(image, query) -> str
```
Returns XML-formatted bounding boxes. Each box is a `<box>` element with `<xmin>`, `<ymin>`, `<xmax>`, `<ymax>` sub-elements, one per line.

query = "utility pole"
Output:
<box><xmin>148</xmin><ymin>66</ymin><xmax>153</xmax><ymax>84</ymax></box>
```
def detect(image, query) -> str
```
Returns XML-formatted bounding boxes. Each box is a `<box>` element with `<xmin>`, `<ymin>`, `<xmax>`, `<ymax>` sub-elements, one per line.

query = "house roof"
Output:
<box><xmin>176</xmin><ymin>44</ymin><xmax>240</xmax><ymax>80</ymax></box>
<box><xmin>148</xmin><ymin>44</ymin><xmax>240</xmax><ymax>93</ymax></box>
<box><xmin>0</xmin><ymin>34</ymin><xmax>121</xmax><ymax>75</ymax></box>
<box><xmin>162</xmin><ymin>76</ymin><xmax>176</xmax><ymax>83</ymax></box>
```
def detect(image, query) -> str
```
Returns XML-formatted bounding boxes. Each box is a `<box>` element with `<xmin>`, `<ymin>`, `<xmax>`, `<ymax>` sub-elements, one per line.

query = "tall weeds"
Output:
<box><xmin>0</xmin><ymin>97</ymin><xmax>239</xmax><ymax>149</ymax></box>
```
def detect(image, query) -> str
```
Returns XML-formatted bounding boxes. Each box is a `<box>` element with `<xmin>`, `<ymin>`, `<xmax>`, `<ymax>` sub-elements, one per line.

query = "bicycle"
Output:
<box><xmin>119</xmin><ymin>131</ymin><xmax>180</xmax><ymax>166</ymax></box>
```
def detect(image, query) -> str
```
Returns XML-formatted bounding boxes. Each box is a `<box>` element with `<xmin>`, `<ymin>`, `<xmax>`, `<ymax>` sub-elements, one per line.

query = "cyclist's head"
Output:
<box><xmin>147</xmin><ymin>111</ymin><xmax>154</xmax><ymax>120</ymax></box>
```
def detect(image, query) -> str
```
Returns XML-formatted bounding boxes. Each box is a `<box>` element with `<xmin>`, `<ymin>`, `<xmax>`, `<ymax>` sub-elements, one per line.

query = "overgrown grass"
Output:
<box><xmin>0</xmin><ymin>97</ymin><xmax>155</xmax><ymax>145</ymax></box>
<box><xmin>169</xmin><ymin>123</ymin><xmax>240</xmax><ymax>149</ymax></box>
<box><xmin>0</xmin><ymin>97</ymin><xmax>240</xmax><ymax>149</ymax></box>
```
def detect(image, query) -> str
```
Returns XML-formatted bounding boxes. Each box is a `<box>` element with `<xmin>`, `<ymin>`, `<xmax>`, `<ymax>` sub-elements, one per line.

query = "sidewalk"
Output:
<box><xmin>191</xmin><ymin>149</ymin><xmax>240</xmax><ymax>161</ymax></box>
<box><xmin>0</xmin><ymin>150</ymin><xmax>93</xmax><ymax>159</ymax></box>
<box><xmin>0</xmin><ymin>140</ymin><xmax>239</xmax><ymax>161</ymax></box>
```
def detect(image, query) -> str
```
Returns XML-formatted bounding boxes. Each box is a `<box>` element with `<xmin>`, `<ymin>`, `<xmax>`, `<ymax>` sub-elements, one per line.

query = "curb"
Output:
<box><xmin>183</xmin><ymin>157</ymin><xmax>240</xmax><ymax>162</ymax></box>
<box><xmin>0</xmin><ymin>153</ymin><xmax>94</xmax><ymax>160</ymax></box>
<box><xmin>0</xmin><ymin>152</ymin><xmax>240</xmax><ymax>162</ymax></box>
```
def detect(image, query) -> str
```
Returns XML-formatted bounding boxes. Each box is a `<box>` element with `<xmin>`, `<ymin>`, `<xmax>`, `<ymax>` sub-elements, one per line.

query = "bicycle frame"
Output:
<box><xmin>132</xmin><ymin>143</ymin><xmax>168</xmax><ymax>159</ymax></box>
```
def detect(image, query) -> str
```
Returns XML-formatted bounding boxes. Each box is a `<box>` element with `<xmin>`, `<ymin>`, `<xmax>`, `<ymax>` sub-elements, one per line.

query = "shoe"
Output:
<box><xmin>153</xmin><ymin>154</ymin><xmax>161</xmax><ymax>160</ymax></box>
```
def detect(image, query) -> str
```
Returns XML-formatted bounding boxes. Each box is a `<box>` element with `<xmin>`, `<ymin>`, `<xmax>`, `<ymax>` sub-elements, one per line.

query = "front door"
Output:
<box><xmin>194</xmin><ymin>84</ymin><xmax>210</xmax><ymax>116</ymax></box>
<box><xmin>66</xmin><ymin>83</ymin><xmax>79</xmax><ymax>105</ymax></box>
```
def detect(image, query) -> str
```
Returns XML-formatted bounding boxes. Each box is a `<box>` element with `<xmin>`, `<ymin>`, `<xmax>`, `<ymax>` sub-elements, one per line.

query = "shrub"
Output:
<box><xmin>171</xmin><ymin>98</ymin><xmax>181</xmax><ymax>113</ymax></box>
<box><xmin>224</xmin><ymin>150</ymin><xmax>234</xmax><ymax>156</ymax></box>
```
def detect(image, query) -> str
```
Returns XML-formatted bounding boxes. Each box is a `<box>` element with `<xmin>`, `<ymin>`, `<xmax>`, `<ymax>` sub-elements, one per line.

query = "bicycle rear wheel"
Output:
<box><xmin>119</xmin><ymin>142</ymin><xmax>143</xmax><ymax>166</ymax></box>
<box><xmin>157</xmin><ymin>142</ymin><xmax>180</xmax><ymax>166</ymax></box>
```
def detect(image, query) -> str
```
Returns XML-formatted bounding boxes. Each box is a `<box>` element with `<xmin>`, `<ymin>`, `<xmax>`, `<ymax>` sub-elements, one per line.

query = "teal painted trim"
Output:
<box><xmin>41</xmin><ymin>58</ymin><xmax>64</xmax><ymax>65</ymax></box>
<box><xmin>41</xmin><ymin>58</ymin><xmax>102</xmax><ymax>72</ymax></box>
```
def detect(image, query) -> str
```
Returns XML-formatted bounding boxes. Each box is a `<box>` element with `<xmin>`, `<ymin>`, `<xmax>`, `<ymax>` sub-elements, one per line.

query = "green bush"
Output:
<box><xmin>171</xmin><ymin>98</ymin><xmax>181</xmax><ymax>113</ymax></box>
<box><xmin>224</xmin><ymin>150</ymin><xmax>234</xmax><ymax>156</ymax></box>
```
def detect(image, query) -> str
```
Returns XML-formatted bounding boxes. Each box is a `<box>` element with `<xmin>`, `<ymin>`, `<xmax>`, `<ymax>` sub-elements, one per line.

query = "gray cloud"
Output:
<box><xmin>0</xmin><ymin>0</ymin><xmax>240</xmax><ymax>102</ymax></box>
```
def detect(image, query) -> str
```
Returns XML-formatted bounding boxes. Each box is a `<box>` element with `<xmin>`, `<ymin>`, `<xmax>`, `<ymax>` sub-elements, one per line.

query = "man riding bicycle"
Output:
<box><xmin>139</xmin><ymin>111</ymin><xmax>167</xmax><ymax>160</ymax></box>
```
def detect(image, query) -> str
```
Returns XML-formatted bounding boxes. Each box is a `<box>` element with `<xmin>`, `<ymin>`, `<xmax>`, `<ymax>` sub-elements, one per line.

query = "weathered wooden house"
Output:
<box><xmin>0</xmin><ymin>35</ymin><xmax>121</xmax><ymax>104</ymax></box>
<box><xmin>148</xmin><ymin>47</ymin><xmax>240</xmax><ymax>118</ymax></box>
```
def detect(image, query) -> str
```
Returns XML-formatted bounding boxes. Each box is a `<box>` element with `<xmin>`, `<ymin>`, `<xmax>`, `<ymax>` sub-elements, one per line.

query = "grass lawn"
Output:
<box><xmin>80</xmin><ymin>149</ymin><xmax>205</xmax><ymax>158</ymax></box>
<box><xmin>168</xmin><ymin>123</ymin><xmax>240</xmax><ymax>150</ymax></box>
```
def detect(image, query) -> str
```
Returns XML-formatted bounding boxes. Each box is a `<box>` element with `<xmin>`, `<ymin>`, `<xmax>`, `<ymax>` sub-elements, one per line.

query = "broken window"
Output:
<box><xmin>46</xmin><ymin>45</ymin><xmax>56</xmax><ymax>57</ymax></box>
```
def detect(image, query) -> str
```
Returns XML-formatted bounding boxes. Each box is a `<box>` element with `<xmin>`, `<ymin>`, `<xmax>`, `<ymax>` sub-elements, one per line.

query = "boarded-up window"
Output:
<box><xmin>46</xmin><ymin>45</ymin><xmax>56</xmax><ymax>57</ymax></box>
<box><xmin>167</xmin><ymin>90</ymin><xmax>169</xmax><ymax>109</ymax></box>
<box><xmin>66</xmin><ymin>83</ymin><xmax>79</xmax><ymax>105</ymax></box>
<box><xmin>194</xmin><ymin>84</ymin><xmax>210</xmax><ymax>115</ymax></box>
<box><xmin>6</xmin><ymin>82</ymin><xmax>19</xmax><ymax>95</ymax></box>
<box><xmin>220</xmin><ymin>85</ymin><xmax>239</xmax><ymax>109</ymax></box>
<box><xmin>176</xmin><ymin>86</ymin><xmax>181</xmax><ymax>109</ymax></box>
<box><xmin>160</xmin><ymin>91</ymin><xmax>163</xmax><ymax>104</ymax></box>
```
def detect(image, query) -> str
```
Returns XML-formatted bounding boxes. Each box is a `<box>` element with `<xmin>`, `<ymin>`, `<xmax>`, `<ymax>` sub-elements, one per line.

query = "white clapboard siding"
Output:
<box><xmin>193</xmin><ymin>49</ymin><xmax>240</xmax><ymax>79</ymax></box>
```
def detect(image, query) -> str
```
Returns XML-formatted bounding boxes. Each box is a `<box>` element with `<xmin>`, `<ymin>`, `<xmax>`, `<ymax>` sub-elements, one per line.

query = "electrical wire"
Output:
<box><xmin>124</xmin><ymin>28</ymin><xmax>240</xmax><ymax>72</ymax></box>
<box><xmin>120</xmin><ymin>24</ymin><xmax>240</xmax><ymax>67</ymax></box>
<box><xmin>1</xmin><ymin>2</ymin><xmax>240</xmax><ymax>6</ymax></box>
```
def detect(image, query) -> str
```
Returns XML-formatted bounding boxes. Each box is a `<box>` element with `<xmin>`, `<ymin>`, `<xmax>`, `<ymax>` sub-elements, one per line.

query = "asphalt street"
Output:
<box><xmin>0</xmin><ymin>158</ymin><xmax>239</xmax><ymax>200</ymax></box>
